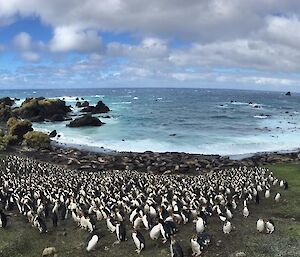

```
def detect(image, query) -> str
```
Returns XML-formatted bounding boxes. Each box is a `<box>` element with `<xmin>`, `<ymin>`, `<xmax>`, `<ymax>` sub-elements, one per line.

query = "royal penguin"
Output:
<box><xmin>0</xmin><ymin>209</ymin><xmax>9</xmax><ymax>228</ymax></box>
<box><xmin>106</xmin><ymin>217</ymin><xmax>116</xmax><ymax>233</ymax></box>
<box><xmin>170</xmin><ymin>236</ymin><xmax>184</xmax><ymax>257</ymax></box>
<box><xmin>115</xmin><ymin>221</ymin><xmax>126</xmax><ymax>242</ymax></box>
<box><xmin>274</xmin><ymin>193</ymin><xmax>281</xmax><ymax>202</ymax></box>
<box><xmin>132</xmin><ymin>229</ymin><xmax>145</xmax><ymax>254</ymax></box>
<box><xmin>149</xmin><ymin>223</ymin><xmax>161</xmax><ymax>240</ymax></box>
<box><xmin>195</xmin><ymin>216</ymin><xmax>205</xmax><ymax>233</ymax></box>
<box><xmin>242</xmin><ymin>201</ymin><xmax>249</xmax><ymax>218</ymax></box>
<box><xmin>256</xmin><ymin>218</ymin><xmax>264</xmax><ymax>233</ymax></box>
<box><xmin>86</xmin><ymin>234</ymin><xmax>99</xmax><ymax>251</ymax></box>
<box><xmin>223</xmin><ymin>220</ymin><xmax>232</xmax><ymax>234</ymax></box>
<box><xmin>191</xmin><ymin>234</ymin><xmax>202</xmax><ymax>256</ymax></box>
<box><xmin>265</xmin><ymin>219</ymin><xmax>275</xmax><ymax>234</ymax></box>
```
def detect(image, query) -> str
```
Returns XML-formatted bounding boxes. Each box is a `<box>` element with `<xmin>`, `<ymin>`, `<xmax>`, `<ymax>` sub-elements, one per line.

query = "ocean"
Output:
<box><xmin>1</xmin><ymin>88</ymin><xmax>300</xmax><ymax>155</ymax></box>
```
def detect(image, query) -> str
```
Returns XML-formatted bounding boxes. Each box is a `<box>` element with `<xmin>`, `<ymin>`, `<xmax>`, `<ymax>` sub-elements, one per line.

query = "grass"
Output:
<box><xmin>0</xmin><ymin>163</ymin><xmax>299</xmax><ymax>257</ymax></box>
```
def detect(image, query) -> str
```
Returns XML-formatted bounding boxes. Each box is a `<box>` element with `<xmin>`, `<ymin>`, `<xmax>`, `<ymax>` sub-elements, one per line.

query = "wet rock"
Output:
<box><xmin>81</xmin><ymin>100</ymin><xmax>110</xmax><ymax>114</ymax></box>
<box><xmin>0</xmin><ymin>97</ymin><xmax>15</xmax><ymax>106</ymax></box>
<box><xmin>285</xmin><ymin>91</ymin><xmax>291</xmax><ymax>96</ymax></box>
<box><xmin>67</xmin><ymin>115</ymin><xmax>104</xmax><ymax>127</ymax></box>
<box><xmin>49</xmin><ymin>130</ymin><xmax>57</xmax><ymax>138</ymax></box>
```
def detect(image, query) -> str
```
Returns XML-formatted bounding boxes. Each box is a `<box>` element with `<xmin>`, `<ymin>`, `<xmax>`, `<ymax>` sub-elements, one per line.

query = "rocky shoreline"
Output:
<box><xmin>10</xmin><ymin>143</ymin><xmax>299</xmax><ymax>175</ymax></box>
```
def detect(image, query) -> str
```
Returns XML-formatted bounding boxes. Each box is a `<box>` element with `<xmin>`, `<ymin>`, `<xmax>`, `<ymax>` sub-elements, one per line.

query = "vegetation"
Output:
<box><xmin>0</xmin><ymin>135</ymin><xmax>18</xmax><ymax>151</ymax></box>
<box><xmin>7</xmin><ymin>117</ymin><xmax>33</xmax><ymax>141</ymax></box>
<box><xmin>0</xmin><ymin>163</ymin><xmax>299</xmax><ymax>257</ymax></box>
<box><xmin>23</xmin><ymin>131</ymin><xmax>50</xmax><ymax>149</ymax></box>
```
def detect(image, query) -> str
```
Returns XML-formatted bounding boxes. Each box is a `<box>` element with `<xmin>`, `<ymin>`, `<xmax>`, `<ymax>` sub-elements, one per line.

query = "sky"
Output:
<box><xmin>1</xmin><ymin>1</ymin><xmax>300</xmax><ymax>91</ymax></box>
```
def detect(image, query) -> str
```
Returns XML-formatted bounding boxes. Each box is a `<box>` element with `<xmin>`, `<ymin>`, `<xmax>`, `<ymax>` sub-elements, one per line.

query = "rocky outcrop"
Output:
<box><xmin>81</xmin><ymin>100</ymin><xmax>110</xmax><ymax>114</ymax></box>
<box><xmin>13</xmin><ymin>98</ymin><xmax>72</xmax><ymax>122</ymax></box>
<box><xmin>0</xmin><ymin>97</ymin><xmax>15</xmax><ymax>106</ymax></box>
<box><xmin>67</xmin><ymin>115</ymin><xmax>104</xmax><ymax>127</ymax></box>
<box><xmin>49</xmin><ymin>130</ymin><xmax>57</xmax><ymax>138</ymax></box>
<box><xmin>76</xmin><ymin>101</ymin><xmax>90</xmax><ymax>108</ymax></box>
<box><xmin>0</xmin><ymin>104</ymin><xmax>14</xmax><ymax>122</ymax></box>
<box><xmin>7</xmin><ymin>117</ymin><xmax>33</xmax><ymax>141</ymax></box>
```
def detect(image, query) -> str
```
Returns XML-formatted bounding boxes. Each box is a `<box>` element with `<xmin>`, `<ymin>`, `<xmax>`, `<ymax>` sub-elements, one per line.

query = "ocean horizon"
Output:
<box><xmin>1</xmin><ymin>87</ymin><xmax>300</xmax><ymax>156</ymax></box>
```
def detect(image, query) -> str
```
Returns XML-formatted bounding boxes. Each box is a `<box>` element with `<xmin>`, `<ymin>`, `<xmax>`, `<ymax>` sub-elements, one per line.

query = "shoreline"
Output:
<box><xmin>9</xmin><ymin>140</ymin><xmax>300</xmax><ymax>175</ymax></box>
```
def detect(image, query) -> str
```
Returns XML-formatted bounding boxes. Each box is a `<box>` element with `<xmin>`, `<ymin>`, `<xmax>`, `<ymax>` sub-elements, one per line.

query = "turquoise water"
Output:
<box><xmin>1</xmin><ymin>88</ymin><xmax>300</xmax><ymax>155</ymax></box>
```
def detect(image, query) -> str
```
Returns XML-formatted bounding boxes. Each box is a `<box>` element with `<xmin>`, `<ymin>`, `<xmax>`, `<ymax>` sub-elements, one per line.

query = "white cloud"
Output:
<box><xmin>13</xmin><ymin>32</ymin><xmax>32</xmax><ymax>50</ymax></box>
<box><xmin>21</xmin><ymin>51</ymin><xmax>40</xmax><ymax>62</ymax></box>
<box><xmin>49</xmin><ymin>26</ymin><xmax>102</xmax><ymax>52</ymax></box>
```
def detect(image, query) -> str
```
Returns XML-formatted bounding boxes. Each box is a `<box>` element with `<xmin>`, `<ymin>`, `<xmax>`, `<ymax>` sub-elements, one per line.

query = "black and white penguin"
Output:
<box><xmin>0</xmin><ymin>209</ymin><xmax>9</xmax><ymax>228</ymax></box>
<box><xmin>256</xmin><ymin>218</ymin><xmax>264</xmax><ymax>233</ymax></box>
<box><xmin>86</xmin><ymin>234</ymin><xmax>99</xmax><ymax>251</ymax></box>
<box><xmin>265</xmin><ymin>219</ymin><xmax>275</xmax><ymax>234</ymax></box>
<box><xmin>170</xmin><ymin>236</ymin><xmax>184</xmax><ymax>257</ymax></box>
<box><xmin>52</xmin><ymin>211</ymin><xmax>58</xmax><ymax>227</ymax></box>
<box><xmin>132</xmin><ymin>229</ymin><xmax>145</xmax><ymax>254</ymax></box>
<box><xmin>116</xmin><ymin>221</ymin><xmax>126</xmax><ymax>242</ymax></box>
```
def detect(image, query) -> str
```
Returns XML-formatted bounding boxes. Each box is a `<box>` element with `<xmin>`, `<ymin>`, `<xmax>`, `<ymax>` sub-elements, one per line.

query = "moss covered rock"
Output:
<box><xmin>14</xmin><ymin>97</ymin><xmax>72</xmax><ymax>122</ymax></box>
<box><xmin>23</xmin><ymin>131</ymin><xmax>50</xmax><ymax>149</ymax></box>
<box><xmin>7</xmin><ymin>117</ymin><xmax>33</xmax><ymax>141</ymax></box>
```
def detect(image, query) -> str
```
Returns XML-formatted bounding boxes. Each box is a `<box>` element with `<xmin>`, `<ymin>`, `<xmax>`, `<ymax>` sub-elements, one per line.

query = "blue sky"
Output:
<box><xmin>1</xmin><ymin>0</ymin><xmax>300</xmax><ymax>91</ymax></box>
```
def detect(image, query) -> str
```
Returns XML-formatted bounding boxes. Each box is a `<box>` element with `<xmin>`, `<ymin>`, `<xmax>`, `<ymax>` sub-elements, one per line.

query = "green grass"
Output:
<box><xmin>0</xmin><ymin>163</ymin><xmax>300</xmax><ymax>257</ymax></box>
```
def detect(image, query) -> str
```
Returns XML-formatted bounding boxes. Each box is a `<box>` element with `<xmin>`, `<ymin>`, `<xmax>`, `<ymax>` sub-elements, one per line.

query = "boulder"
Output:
<box><xmin>0</xmin><ymin>104</ymin><xmax>14</xmax><ymax>121</ymax></box>
<box><xmin>285</xmin><ymin>91</ymin><xmax>291</xmax><ymax>96</ymax></box>
<box><xmin>81</xmin><ymin>100</ymin><xmax>110</xmax><ymax>114</ymax></box>
<box><xmin>14</xmin><ymin>98</ymin><xmax>72</xmax><ymax>121</ymax></box>
<box><xmin>49</xmin><ymin>130</ymin><xmax>57</xmax><ymax>138</ymax></box>
<box><xmin>0</xmin><ymin>97</ymin><xmax>15</xmax><ymax>106</ymax></box>
<box><xmin>7</xmin><ymin>117</ymin><xmax>33</xmax><ymax>141</ymax></box>
<box><xmin>67</xmin><ymin>115</ymin><xmax>104</xmax><ymax>127</ymax></box>
<box><xmin>49</xmin><ymin>114</ymin><xmax>65</xmax><ymax>122</ymax></box>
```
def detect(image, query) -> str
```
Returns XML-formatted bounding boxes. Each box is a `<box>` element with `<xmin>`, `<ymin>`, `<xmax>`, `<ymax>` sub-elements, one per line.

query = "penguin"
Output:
<box><xmin>223</xmin><ymin>220</ymin><xmax>232</xmax><ymax>234</ymax></box>
<box><xmin>132</xmin><ymin>229</ymin><xmax>145</xmax><ymax>254</ymax></box>
<box><xmin>266</xmin><ymin>220</ymin><xmax>275</xmax><ymax>234</ymax></box>
<box><xmin>242</xmin><ymin>201</ymin><xmax>249</xmax><ymax>218</ymax></box>
<box><xmin>255</xmin><ymin>193</ymin><xmax>260</xmax><ymax>204</ymax></box>
<box><xmin>0</xmin><ymin>209</ymin><xmax>9</xmax><ymax>228</ymax></box>
<box><xmin>149</xmin><ymin>223</ymin><xmax>161</xmax><ymax>240</ymax></box>
<box><xmin>52</xmin><ymin>211</ymin><xmax>58</xmax><ymax>227</ymax></box>
<box><xmin>170</xmin><ymin>236</ymin><xmax>184</xmax><ymax>257</ymax></box>
<box><xmin>195</xmin><ymin>216</ymin><xmax>205</xmax><ymax>233</ymax></box>
<box><xmin>106</xmin><ymin>217</ymin><xmax>116</xmax><ymax>233</ymax></box>
<box><xmin>274</xmin><ymin>193</ymin><xmax>281</xmax><ymax>202</ymax></box>
<box><xmin>191</xmin><ymin>234</ymin><xmax>202</xmax><ymax>256</ymax></box>
<box><xmin>116</xmin><ymin>222</ymin><xmax>126</xmax><ymax>242</ymax></box>
<box><xmin>256</xmin><ymin>218</ymin><xmax>264</xmax><ymax>233</ymax></box>
<box><xmin>265</xmin><ymin>189</ymin><xmax>270</xmax><ymax>199</ymax></box>
<box><xmin>86</xmin><ymin>234</ymin><xmax>99</xmax><ymax>251</ymax></box>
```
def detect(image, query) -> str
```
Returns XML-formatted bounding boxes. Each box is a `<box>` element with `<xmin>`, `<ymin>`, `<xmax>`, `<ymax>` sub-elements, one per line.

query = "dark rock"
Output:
<box><xmin>169</xmin><ymin>133</ymin><xmax>176</xmax><ymax>136</ymax></box>
<box><xmin>285</xmin><ymin>91</ymin><xmax>291</xmax><ymax>96</ymax></box>
<box><xmin>0</xmin><ymin>97</ymin><xmax>15</xmax><ymax>106</ymax></box>
<box><xmin>67</xmin><ymin>115</ymin><xmax>104</xmax><ymax>127</ymax></box>
<box><xmin>0</xmin><ymin>105</ymin><xmax>14</xmax><ymax>121</ymax></box>
<box><xmin>81</xmin><ymin>100</ymin><xmax>110</xmax><ymax>114</ymax></box>
<box><xmin>49</xmin><ymin>114</ymin><xmax>65</xmax><ymax>122</ymax></box>
<box><xmin>14</xmin><ymin>98</ymin><xmax>72</xmax><ymax>121</ymax></box>
<box><xmin>76</xmin><ymin>97</ymin><xmax>79</xmax><ymax>101</ymax></box>
<box><xmin>49</xmin><ymin>130</ymin><xmax>57</xmax><ymax>138</ymax></box>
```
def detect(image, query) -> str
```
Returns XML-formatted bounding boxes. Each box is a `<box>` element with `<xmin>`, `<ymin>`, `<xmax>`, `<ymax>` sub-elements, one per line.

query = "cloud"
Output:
<box><xmin>13</xmin><ymin>32</ymin><xmax>32</xmax><ymax>51</ymax></box>
<box><xmin>49</xmin><ymin>26</ymin><xmax>102</xmax><ymax>52</ymax></box>
<box><xmin>21</xmin><ymin>51</ymin><xmax>40</xmax><ymax>62</ymax></box>
<box><xmin>13</xmin><ymin>32</ymin><xmax>43</xmax><ymax>61</ymax></box>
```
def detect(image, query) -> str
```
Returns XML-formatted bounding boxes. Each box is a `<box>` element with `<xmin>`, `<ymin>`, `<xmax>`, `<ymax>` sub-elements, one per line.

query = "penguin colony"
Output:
<box><xmin>0</xmin><ymin>155</ymin><xmax>287</xmax><ymax>256</ymax></box>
